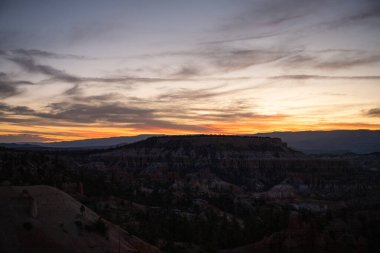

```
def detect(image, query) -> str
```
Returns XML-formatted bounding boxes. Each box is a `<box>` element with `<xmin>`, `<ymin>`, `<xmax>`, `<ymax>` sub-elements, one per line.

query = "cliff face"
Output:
<box><xmin>140</xmin><ymin>135</ymin><xmax>285</xmax><ymax>148</ymax></box>
<box><xmin>90</xmin><ymin>135</ymin><xmax>359</xmax><ymax>196</ymax></box>
<box><xmin>94</xmin><ymin>135</ymin><xmax>304</xmax><ymax>174</ymax></box>
<box><xmin>121</xmin><ymin>135</ymin><xmax>294</xmax><ymax>155</ymax></box>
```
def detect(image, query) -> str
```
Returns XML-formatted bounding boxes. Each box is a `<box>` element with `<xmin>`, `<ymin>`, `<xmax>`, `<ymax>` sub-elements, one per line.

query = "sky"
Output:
<box><xmin>0</xmin><ymin>0</ymin><xmax>380</xmax><ymax>142</ymax></box>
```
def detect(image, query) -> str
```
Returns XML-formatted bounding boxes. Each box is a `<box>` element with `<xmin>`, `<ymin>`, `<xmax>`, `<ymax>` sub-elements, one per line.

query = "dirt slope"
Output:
<box><xmin>0</xmin><ymin>185</ymin><xmax>160</xmax><ymax>253</ymax></box>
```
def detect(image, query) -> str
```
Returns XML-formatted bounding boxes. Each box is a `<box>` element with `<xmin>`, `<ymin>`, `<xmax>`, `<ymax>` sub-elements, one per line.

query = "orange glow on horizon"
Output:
<box><xmin>1</xmin><ymin>120</ymin><xmax>380</xmax><ymax>143</ymax></box>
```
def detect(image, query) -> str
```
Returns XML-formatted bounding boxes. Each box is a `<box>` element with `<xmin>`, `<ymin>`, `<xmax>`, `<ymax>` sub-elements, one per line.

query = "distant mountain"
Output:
<box><xmin>1</xmin><ymin>130</ymin><xmax>379</xmax><ymax>154</ymax></box>
<box><xmin>254</xmin><ymin>130</ymin><xmax>380</xmax><ymax>154</ymax></box>
<box><xmin>0</xmin><ymin>143</ymin><xmax>44</xmax><ymax>150</ymax></box>
<box><xmin>0</xmin><ymin>134</ymin><xmax>160</xmax><ymax>150</ymax></box>
<box><xmin>39</xmin><ymin>134</ymin><xmax>160</xmax><ymax>148</ymax></box>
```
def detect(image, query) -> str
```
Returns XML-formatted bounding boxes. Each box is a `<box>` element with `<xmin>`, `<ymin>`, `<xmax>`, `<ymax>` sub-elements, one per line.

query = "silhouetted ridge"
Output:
<box><xmin>125</xmin><ymin>135</ymin><xmax>296</xmax><ymax>153</ymax></box>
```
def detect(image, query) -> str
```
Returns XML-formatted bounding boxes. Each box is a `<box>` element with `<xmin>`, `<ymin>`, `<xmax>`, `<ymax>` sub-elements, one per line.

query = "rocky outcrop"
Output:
<box><xmin>256</xmin><ymin>183</ymin><xmax>298</xmax><ymax>200</ymax></box>
<box><xmin>220</xmin><ymin>212</ymin><xmax>370</xmax><ymax>253</ymax></box>
<box><xmin>89</xmin><ymin>135</ymin><xmax>357</xmax><ymax>194</ymax></box>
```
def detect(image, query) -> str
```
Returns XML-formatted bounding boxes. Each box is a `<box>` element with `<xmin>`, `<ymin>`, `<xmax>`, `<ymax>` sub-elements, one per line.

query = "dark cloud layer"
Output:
<box><xmin>9</xmin><ymin>56</ymin><xmax>82</xmax><ymax>83</ymax></box>
<box><xmin>0</xmin><ymin>134</ymin><xmax>54</xmax><ymax>143</ymax></box>
<box><xmin>0</xmin><ymin>80</ymin><xmax>19</xmax><ymax>98</ymax></box>
<box><xmin>368</xmin><ymin>108</ymin><xmax>380</xmax><ymax>117</ymax></box>
<box><xmin>38</xmin><ymin>102</ymin><xmax>155</xmax><ymax>124</ymax></box>
<box><xmin>0</xmin><ymin>102</ymin><xmax>36</xmax><ymax>115</ymax></box>
<box><xmin>0</xmin><ymin>101</ymin><xmax>212</xmax><ymax>132</ymax></box>
<box><xmin>2</xmin><ymin>50</ymin><xmax>186</xmax><ymax>86</ymax></box>
<box><xmin>0</xmin><ymin>72</ymin><xmax>34</xmax><ymax>98</ymax></box>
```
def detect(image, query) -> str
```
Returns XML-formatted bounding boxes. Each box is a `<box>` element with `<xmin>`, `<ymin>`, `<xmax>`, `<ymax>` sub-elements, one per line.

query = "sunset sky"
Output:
<box><xmin>0</xmin><ymin>0</ymin><xmax>380</xmax><ymax>142</ymax></box>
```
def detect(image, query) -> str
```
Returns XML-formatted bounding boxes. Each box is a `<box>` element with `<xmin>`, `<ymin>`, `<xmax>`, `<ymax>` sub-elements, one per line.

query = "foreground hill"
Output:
<box><xmin>0</xmin><ymin>185</ymin><xmax>160</xmax><ymax>253</ymax></box>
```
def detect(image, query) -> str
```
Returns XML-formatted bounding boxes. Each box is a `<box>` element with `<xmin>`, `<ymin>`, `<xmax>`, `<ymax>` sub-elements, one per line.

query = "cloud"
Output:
<box><xmin>64</xmin><ymin>84</ymin><xmax>82</xmax><ymax>96</ymax></box>
<box><xmin>8</xmin><ymin>55</ymin><xmax>82</xmax><ymax>83</ymax></box>
<box><xmin>328</xmin><ymin>2</ymin><xmax>380</xmax><ymax>28</ymax></box>
<box><xmin>4</xmin><ymin>48</ymin><xmax>261</xmax><ymax>86</ymax></box>
<box><xmin>0</xmin><ymin>80</ymin><xmax>19</xmax><ymax>98</ymax></box>
<box><xmin>279</xmin><ymin>50</ymin><xmax>380</xmax><ymax>70</ymax></box>
<box><xmin>219</xmin><ymin>0</ymin><xmax>379</xmax><ymax>44</ymax></box>
<box><xmin>0</xmin><ymin>80</ymin><xmax>278</xmax><ymax>134</ymax></box>
<box><xmin>146</xmin><ymin>46</ymin><xmax>380</xmax><ymax>74</ymax></box>
<box><xmin>0</xmin><ymin>101</ymin><xmax>212</xmax><ymax>132</ymax></box>
<box><xmin>73</xmin><ymin>93</ymin><xmax>121</xmax><ymax>102</ymax></box>
<box><xmin>11</xmin><ymin>49</ymin><xmax>94</xmax><ymax>60</ymax></box>
<box><xmin>33</xmin><ymin>101</ymin><xmax>222</xmax><ymax>133</ymax></box>
<box><xmin>0</xmin><ymin>134</ymin><xmax>54</xmax><ymax>143</ymax></box>
<box><xmin>149</xmin><ymin>46</ymin><xmax>380</xmax><ymax>73</ymax></box>
<box><xmin>5</xmin><ymin>50</ymin><xmax>186</xmax><ymax>85</ymax></box>
<box><xmin>124</xmin><ymin>120</ymin><xmax>212</xmax><ymax>133</ymax></box>
<box><xmin>202</xmin><ymin>31</ymin><xmax>285</xmax><ymax>45</ymax></box>
<box><xmin>67</xmin><ymin>21</ymin><xmax>124</xmax><ymax>43</ymax></box>
<box><xmin>367</xmin><ymin>108</ymin><xmax>380</xmax><ymax>117</ymax></box>
<box><xmin>268</xmin><ymin>74</ymin><xmax>380</xmax><ymax>80</ymax></box>
<box><xmin>0</xmin><ymin>72</ymin><xmax>34</xmax><ymax>98</ymax></box>
<box><xmin>0</xmin><ymin>102</ymin><xmax>36</xmax><ymax>115</ymax></box>
<box><xmin>322</xmin><ymin>122</ymin><xmax>380</xmax><ymax>129</ymax></box>
<box><xmin>143</xmin><ymin>46</ymin><xmax>295</xmax><ymax>73</ymax></box>
<box><xmin>316</xmin><ymin>55</ymin><xmax>380</xmax><ymax>69</ymax></box>
<box><xmin>157</xmin><ymin>85</ymin><xmax>254</xmax><ymax>101</ymax></box>
<box><xmin>172</xmin><ymin>66</ymin><xmax>202</xmax><ymax>77</ymax></box>
<box><xmin>206</xmin><ymin>48</ymin><xmax>290</xmax><ymax>71</ymax></box>
<box><xmin>34</xmin><ymin>102</ymin><xmax>154</xmax><ymax>124</ymax></box>
<box><xmin>221</xmin><ymin>0</ymin><xmax>320</xmax><ymax>31</ymax></box>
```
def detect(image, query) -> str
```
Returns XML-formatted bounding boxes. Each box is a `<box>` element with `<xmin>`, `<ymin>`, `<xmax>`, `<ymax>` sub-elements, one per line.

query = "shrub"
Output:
<box><xmin>74</xmin><ymin>220</ymin><xmax>83</xmax><ymax>229</ymax></box>
<box><xmin>94</xmin><ymin>218</ymin><xmax>108</xmax><ymax>236</ymax></box>
<box><xmin>23</xmin><ymin>221</ymin><xmax>33</xmax><ymax>231</ymax></box>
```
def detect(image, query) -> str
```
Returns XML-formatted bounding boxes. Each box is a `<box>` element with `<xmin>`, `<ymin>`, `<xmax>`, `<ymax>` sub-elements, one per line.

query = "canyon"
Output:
<box><xmin>1</xmin><ymin>135</ymin><xmax>379</xmax><ymax>252</ymax></box>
